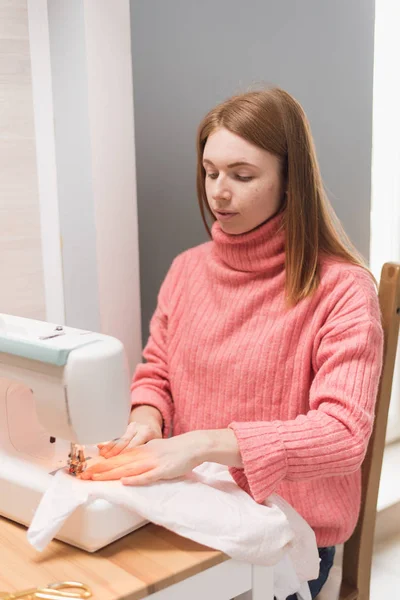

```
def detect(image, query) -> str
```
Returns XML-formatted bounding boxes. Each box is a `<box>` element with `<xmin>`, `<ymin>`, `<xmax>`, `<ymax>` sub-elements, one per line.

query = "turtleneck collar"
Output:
<box><xmin>211</xmin><ymin>210</ymin><xmax>285</xmax><ymax>274</ymax></box>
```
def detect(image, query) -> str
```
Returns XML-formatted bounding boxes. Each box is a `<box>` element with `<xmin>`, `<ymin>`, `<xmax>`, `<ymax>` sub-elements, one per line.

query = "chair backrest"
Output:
<box><xmin>340</xmin><ymin>263</ymin><xmax>400</xmax><ymax>600</ymax></box>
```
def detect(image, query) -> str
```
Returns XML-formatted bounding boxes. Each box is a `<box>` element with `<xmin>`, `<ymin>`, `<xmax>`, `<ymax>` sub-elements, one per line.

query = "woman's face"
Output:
<box><xmin>203</xmin><ymin>127</ymin><xmax>283</xmax><ymax>235</ymax></box>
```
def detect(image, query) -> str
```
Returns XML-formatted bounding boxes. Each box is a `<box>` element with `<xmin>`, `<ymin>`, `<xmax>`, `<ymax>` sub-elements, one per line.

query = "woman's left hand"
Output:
<box><xmin>79</xmin><ymin>432</ymin><xmax>205</xmax><ymax>486</ymax></box>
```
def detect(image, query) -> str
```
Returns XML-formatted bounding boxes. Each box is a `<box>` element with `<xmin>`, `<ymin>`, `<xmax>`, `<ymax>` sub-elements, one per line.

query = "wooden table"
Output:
<box><xmin>0</xmin><ymin>517</ymin><xmax>274</xmax><ymax>600</ymax></box>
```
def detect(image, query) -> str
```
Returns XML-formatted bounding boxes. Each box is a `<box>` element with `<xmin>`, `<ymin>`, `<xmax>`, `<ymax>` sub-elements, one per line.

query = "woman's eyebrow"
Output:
<box><xmin>203</xmin><ymin>159</ymin><xmax>257</xmax><ymax>168</ymax></box>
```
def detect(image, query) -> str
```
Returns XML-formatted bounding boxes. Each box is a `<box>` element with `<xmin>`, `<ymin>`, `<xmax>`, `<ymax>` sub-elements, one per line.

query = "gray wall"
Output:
<box><xmin>130</xmin><ymin>0</ymin><xmax>375</xmax><ymax>335</ymax></box>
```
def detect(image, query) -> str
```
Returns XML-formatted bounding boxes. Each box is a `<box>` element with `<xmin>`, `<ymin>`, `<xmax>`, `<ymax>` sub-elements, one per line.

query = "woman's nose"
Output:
<box><xmin>212</xmin><ymin>176</ymin><xmax>232</xmax><ymax>201</ymax></box>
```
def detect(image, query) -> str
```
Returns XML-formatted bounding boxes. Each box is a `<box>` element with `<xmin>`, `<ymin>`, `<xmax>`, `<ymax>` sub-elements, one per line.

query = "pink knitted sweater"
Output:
<box><xmin>131</xmin><ymin>212</ymin><xmax>383</xmax><ymax>547</ymax></box>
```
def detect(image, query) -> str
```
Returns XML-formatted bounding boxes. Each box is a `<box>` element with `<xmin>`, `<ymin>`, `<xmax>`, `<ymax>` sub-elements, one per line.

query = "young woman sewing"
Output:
<box><xmin>81</xmin><ymin>88</ymin><xmax>383</xmax><ymax>599</ymax></box>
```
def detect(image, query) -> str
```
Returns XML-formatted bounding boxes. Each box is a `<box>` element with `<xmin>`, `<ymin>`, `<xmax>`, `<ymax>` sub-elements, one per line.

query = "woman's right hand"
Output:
<box><xmin>98</xmin><ymin>406</ymin><xmax>163</xmax><ymax>458</ymax></box>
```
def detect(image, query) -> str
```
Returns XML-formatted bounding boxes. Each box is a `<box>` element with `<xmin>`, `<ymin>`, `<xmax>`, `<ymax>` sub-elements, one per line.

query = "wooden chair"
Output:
<box><xmin>337</xmin><ymin>263</ymin><xmax>400</xmax><ymax>600</ymax></box>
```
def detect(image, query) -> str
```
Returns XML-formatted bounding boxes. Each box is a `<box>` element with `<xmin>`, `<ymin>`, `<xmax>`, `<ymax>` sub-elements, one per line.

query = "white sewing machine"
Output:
<box><xmin>0</xmin><ymin>313</ymin><xmax>147</xmax><ymax>552</ymax></box>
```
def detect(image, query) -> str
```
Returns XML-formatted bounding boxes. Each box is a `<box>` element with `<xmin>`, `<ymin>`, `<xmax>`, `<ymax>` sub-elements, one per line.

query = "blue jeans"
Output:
<box><xmin>286</xmin><ymin>546</ymin><xmax>336</xmax><ymax>600</ymax></box>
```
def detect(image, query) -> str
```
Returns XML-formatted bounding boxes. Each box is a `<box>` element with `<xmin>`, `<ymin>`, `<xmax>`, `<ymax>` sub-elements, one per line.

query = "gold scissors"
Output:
<box><xmin>0</xmin><ymin>581</ymin><xmax>92</xmax><ymax>600</ymax></box>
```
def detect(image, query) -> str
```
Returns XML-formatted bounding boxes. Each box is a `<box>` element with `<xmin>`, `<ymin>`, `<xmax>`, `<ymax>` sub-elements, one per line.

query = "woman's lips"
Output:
<box><xmin>215</xmin><ymin>210</ymin><xmax>238</xmax><ymax>222</ymax></box>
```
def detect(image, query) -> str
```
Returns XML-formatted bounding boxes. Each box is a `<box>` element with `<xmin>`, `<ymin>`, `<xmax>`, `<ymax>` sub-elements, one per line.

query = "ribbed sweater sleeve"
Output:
<box><xmin>130</xmin><ymin>257</ymin><xmax>183</xmax><ymax>437</ymax></box>
<box><xmin>228</xmin><ymin>273</ymin><xmax>384</xmax><ymax>504</ymax></box>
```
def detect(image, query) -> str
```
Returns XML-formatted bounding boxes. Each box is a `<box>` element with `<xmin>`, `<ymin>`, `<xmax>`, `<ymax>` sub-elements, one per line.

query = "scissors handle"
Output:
<box><xmin>0</xmin><ymin>582</ymin><xmax>92</xmax><ymax>600</ymax></box>
<box><xmin>46</xmin><ymin>583</ymin><xmax>91</xmax><ymax>599</ymax></box>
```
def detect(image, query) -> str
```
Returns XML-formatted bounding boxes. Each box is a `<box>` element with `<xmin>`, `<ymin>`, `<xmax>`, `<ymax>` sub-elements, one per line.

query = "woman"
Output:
<box><xmin>82</xmin><ymin>88</ymin><xmax>383</xmax><ymax>599</ymax></box>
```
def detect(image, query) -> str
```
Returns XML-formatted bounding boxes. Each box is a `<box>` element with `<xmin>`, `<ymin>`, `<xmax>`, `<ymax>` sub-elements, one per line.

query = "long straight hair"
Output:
<box><xmin>196</xmin><ymin>87</ymin><xmax>371</xmax><ymax>304</ymax></box>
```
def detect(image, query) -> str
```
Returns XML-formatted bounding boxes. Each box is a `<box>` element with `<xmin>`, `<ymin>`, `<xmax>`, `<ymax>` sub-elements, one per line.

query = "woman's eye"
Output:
<box><xmin>235</xmin><ymin>175</ymin><xmax>253</xmax><ymax>182</ymax></box>
<box><xmin>206</xmin><ymin>173</ymin><xmax>218</xmax><ymax>180</ymax></box>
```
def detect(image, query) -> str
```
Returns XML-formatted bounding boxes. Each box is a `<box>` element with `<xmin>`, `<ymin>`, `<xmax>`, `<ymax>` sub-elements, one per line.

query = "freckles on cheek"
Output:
<box><xmin>265</xmin><ymin>180</ymin><xmax>277</xmax><ymax>193</ymax></box>
<box><xmin>244</xmin><ymin>188</ymin><xmax>260</xmax><ymax>205</ymax></box>
<box><xmin>251</xmin><ymin>187</ymin><xmax>263</xmax><ymax>202</ymax></box>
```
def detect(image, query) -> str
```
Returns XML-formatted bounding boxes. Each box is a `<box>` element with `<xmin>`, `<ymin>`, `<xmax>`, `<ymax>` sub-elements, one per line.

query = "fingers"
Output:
<box><xmin>97</xmin><ymin>423</ymin><xmax>159</xmax><ymax>458</ymax></box>
<box><xmin>100</xmin><ymin>438</ymin><xmax>130</xmax><ymax>458</ymax></box>
<box><xmin>121</xmin><ymin>469</ymin><xmax>162</xmax><ymax>486</ymax></box>
<box><xmin>80</xmin><ymin>446</ymin><xmax>156</xmax><ymax>481</ymax></box>
<box><xmin>80</xmin><ymin>453</ymin><xmax>133</xmax><ymax>479</ymax></box>
<box><xmin>98</xmin><ymin>423</ymin><xmax>138</xmax><ymax>458</ymax></box>
<box><xmin>89</xmin><ymin>459</ymin><xmax>155</xmax><ymax>481</ymax></box>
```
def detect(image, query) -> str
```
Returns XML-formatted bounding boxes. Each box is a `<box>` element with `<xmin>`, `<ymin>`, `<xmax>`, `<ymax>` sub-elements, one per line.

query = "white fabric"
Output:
<box><xmin>27</xmin><ymin>462</ymin><xmax>319</xmax><ymax>600</ymax></box>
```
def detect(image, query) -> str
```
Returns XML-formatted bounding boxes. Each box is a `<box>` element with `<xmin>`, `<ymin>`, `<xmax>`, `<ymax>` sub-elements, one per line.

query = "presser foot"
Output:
<box><xmin>68</xmin><ymin>443</ymin><xmax>87</xmax><ymax>476</ymax></box>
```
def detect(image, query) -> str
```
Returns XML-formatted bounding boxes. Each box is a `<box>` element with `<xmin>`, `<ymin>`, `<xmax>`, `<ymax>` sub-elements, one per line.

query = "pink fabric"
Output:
<box><xmin>131</xmin><ymin>212</ymin><xmax>383</xmax><ymax>547</ymax></box>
